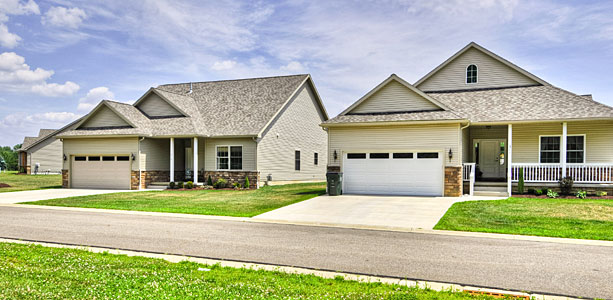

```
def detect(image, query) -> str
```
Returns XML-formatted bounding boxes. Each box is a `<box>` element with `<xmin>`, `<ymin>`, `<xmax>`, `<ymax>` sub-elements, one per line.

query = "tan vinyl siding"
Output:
<box><xmin>63</xmin><ymin>138</ymin><xmax>138</xmax><ymax>171</ymax></box>
<box><xmin>80</xmin><ymin>106</ymin><xmax>130</xmax><ymax>128</ymax></box>
<box><xmin>418</xmin><ymin>48</ymin><xmax>539</xmax><ymax>92</ymax></box>
<box><xmin>136</xmin><ymin>93</ymin><xmax>182</xmax><ymax>117</ymax></box>
<box><xmin>257</xmin><ymin>83</ymin><xmax>327</xmax><ymax>181</ymax></box>
<box><xmin>512</xmin><ymin>121</ymin><xmax>613</xmax><ymax>163</ymax></box>
<box><xmin>205</xmin><ymin>137</ymin><xmax>256</xmax><ymax>171</ymax></box>
<box><xmin>568</xmin><ymin>121</ymin><xmax>613</xmax><ymax>163</ymax></box>
<box><xmin>328</xmin><ymin>123</ymin><xmax>461</xmax><ymax>167</ymax></box>
<box><xmin>139</xmin><ymin>138</ymin><xmax>170</xmax><ymax>171</ymax></box>
<box><xmin>350</xmin><ymin>80</ymin><xmax>439</xmax><ymax>113</ymax></box>
<box><xmin>29</xmin><ymin>138</ymin><xmax>63</xmax><ymax>173</ymax></box>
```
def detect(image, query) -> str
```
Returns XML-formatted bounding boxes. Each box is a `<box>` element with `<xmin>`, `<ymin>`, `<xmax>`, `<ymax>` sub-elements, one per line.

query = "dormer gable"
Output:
<box><xmin>77</xmin><ymin>102</ymin><xmax>133</xmax><ymax>129</ymax></box>
<box><xmin>342</xmin><ymin>74</ymin><xmax>447</xmax><ymax>115</ymax></box>
<box><xmin>415</xmin><ymin>42</ymin><xmax>549</xmax><ymax>92</ymax></box>
<box><xmin>133</xmin><ymin>88</ymin><xmax>186</xmax><ymax>119</ymax></box>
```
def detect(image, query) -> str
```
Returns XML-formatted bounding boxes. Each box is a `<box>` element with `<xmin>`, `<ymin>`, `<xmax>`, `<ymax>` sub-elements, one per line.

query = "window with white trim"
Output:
<box><xmin>217</xmin><ymin>146</ymin><xmax>242</xmax><ymax>170</ymax></box>
<box><xmin>466</xmin><ymin>64</ymin><xmax>477</xmax><ymax>84</ymax></box>
<box><xmin>539</xmin><ymin>136</ymin><xmax>585</xmax><ymax>164</ymax></box>
<box><xmin>295</xmin><ymin>150</ymin><xmax>301</xmax><ymax>171</ymax></box>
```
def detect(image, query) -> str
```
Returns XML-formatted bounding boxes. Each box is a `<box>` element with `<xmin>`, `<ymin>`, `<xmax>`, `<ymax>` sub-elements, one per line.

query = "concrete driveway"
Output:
<box><xmin>254</xmin><ymin>194</ymin><xmax>504</xmax><ymax>230</ymax></box>
<box><xmin>0</xmin><ymin>189</ymin><xmax>134</xmax><ymax>204</ymax></box>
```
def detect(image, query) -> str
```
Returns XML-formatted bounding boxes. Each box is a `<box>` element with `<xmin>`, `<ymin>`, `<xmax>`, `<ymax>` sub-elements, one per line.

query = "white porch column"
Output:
<box><xmin>169</xmin><ymin>137</ymin><xmax>175</xmax><ymax>182</ymax></box>
<box><xmin>562</xmin><ymin>122</ymin><xmax>567</xmax><ymax>178</ymax></box>
<box><xmin>193</xmin><ymin>137</ymin><xmax>199</xmax><ymax>184</ymax></box>
<box><xmin>507</xmin><ymin>124</ymin><xmax>513</xmax><ymax>196</ymax></box>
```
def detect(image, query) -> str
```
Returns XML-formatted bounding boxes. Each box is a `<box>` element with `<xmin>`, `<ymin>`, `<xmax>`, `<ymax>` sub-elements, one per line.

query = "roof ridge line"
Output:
<box><xmin>425</xmin><ymin>84</ymin><xmax>542</xmax><ymax>94</ymax></box>
<box><xmin>157</xmin><ymin>74</ymin><xmax>309</xmax><ymax>87</ymax></box>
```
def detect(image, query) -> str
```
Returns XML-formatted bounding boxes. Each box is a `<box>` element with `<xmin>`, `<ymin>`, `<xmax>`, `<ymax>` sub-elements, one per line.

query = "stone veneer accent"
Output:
<box><xmin>62</xmin><ymin>169</ymin><xmax>69</xmax><ymax>188</ymax></box>
<box><xmin>130</xmin><ymin>171</ymin><xmax>141</xmax><ymax>190</ymax></box>
<box><xmin>203</xmin><ymin>171</ymin><xmax>260</xmax><ymax>189</ymax></box>
<box><xmin>327</xmin><ymin>166</ymin><xmax>341</xmax><ymax>172</ymax></box>
<box><xmin>444</xmin><ymin>166</ymin><xmax>462</xmax><ymax>197</ymax></box>
<box><xmin>26</xmin><ymin>166</ymin><xmax>31</xmax><ymax>175</ymax></box>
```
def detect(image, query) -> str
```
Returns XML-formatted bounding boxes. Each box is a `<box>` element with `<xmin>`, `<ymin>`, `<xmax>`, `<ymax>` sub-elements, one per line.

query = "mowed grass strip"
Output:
<box><xmin>0</xmin><ymin>242</ymin><xmax>488</xmax><ymax>300</ymax></box>
<box><xmin>434</xmin><ymin>197</ymin><xmax>613</xmax><ymax>240</ymax></box>
<box><xmin>0</xmin><ymin>171</ymin><xmax>61</xmax><ymax>193</ymax></box>
<box><xmin>25</xmin><ymin>182</ymin><xmax>326</xmax><ymax>217</ymax></box>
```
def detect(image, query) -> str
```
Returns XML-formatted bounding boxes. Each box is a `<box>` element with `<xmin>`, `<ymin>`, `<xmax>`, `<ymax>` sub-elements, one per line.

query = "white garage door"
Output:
<box><xmin>72</xmin><ymin>155</ymin><xmax>131</xmax><ymax>189</ymax></box>
<box><xmin>342</xmin><ymin>151</ymin><xmax>443</xmax><ymax>196</ymax></box>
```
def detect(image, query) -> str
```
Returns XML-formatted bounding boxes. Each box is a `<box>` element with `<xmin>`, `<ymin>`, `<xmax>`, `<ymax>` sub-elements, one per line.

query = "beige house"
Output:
<box><xmin>322</xmin><ymin>42</ymin><xmax>613</xmax><ymax>197</ymax></box>
<box><xmin>57</xmin><ymin>75</ymin><xmax>329</xmax><ymax>189</ymax></box>
<box><xmin>18</xmin><ymin>129</ymin><xmax>63</xmax><ymax>174</ymax></box>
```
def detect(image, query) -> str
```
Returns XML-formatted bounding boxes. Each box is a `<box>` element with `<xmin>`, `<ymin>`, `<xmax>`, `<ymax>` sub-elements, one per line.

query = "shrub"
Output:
<box><xmin>535</xmin><ymin>189</ymin><xmax>543</xmax><ymax>196</ymax></box>
<box><xmin>558</xmin><ymin>176</ymin><xmax>574</xmax><ymax>195</ymax></box>
<box><xmin>244</xmin><ymin>176</ymin><xmax>250</xmax><ymax>189</ymax></box>
<box><xmin>177</xmin><ymin>181</ymin><xmax>184</xmax><ymax>189</ymax></box>
<box><xmin>185</xmin><ymin>181</ymin><xmax>194</xmax><ymax>189</ymax></box>
<box><xmin>207</xmin><ymin>175</ymin><xmax>213</xmax><ymax>186</ymax></box>
<box><xmin>233</xmin><ymin>182</ymin><xmax>241</xmax><ymax>189</ymax></box>
<box><xmin>527</xmin><ymin>188</ymin><xmax>535</xmax><ymax>195</ymax></box>
<box><xmin>576</xmin><ymin>190</ymin><xmax>587</xmax><ymax>199</ymax></box>
<box><xmin>168</xmin><ymin>182</ymin><xmax>176</xmax><ymax>189</ymax></box>
<box><xmin>518</xmin><ymin>167</ymin><xmax>525</xmax><ymax>194</ymax></box>
<box><xmin>214</xmin><ymin>178</ymin><xmax>227</xmax><ymax>189</ymax></box>
<box><xmin>547</xmin><ymin>189</ymin><xmax>558</xmax><ymax>199</ymax></box>
<box><xmin>596</xmin><ymin>191</ymin><xmax>608</xmax><ymax>197</ymax></box>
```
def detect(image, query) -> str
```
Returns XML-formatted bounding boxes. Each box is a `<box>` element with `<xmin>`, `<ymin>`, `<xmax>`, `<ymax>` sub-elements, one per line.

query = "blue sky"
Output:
<box><xmin>1</xmin><ymin>0</ymin><xmax>612</xmax><ymax>146</ymax></box>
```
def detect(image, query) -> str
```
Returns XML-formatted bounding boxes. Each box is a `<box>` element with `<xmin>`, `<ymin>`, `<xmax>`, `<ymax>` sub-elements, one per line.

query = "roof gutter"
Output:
<box><xmin>320</xmin><ymin>119</ymin><xmax>468</xmax><ymax>128</ymax></box>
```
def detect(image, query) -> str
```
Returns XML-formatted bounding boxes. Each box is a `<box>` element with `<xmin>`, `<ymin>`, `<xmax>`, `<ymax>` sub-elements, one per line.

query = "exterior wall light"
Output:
<box><xmin>131</xmin><ymin>153</ymin><xmax>136</xmax><ymax>161</ymax></box>
<box><xmin>333</xmin><ymin>150</ymin><xmax>338</xmax><ymax>161</ymax></box>
<box><xmin>63</xmin><ymin>154</ymin><xmax>67</xmax><ymax>161</ymax></box>
<box><xmin>448</xmin><ymin>149</ymin><xmax>453</xmax><ymax>160</ymax></box>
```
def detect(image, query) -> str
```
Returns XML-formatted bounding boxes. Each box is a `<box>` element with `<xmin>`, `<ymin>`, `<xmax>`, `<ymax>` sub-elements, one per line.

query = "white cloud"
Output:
<box><xmin>0</xmin><ymin>111</ymin><xmax>80</xmax><ymax>146</ymax></box>
<box><xmin>0</xmin><ymin>23</ymin><xmax>20</xmax><ymax>48</ymax></box>
<box><xmin>32</xmin><ymin>81</ymin><xmax>80</xmax><ymax>97</ymax></box>
<box><xmin>211</xmin><ymin>60</ymin><xmax>237</xmax><ymax>71</ymax></box>
<box><xmin>42</xmin><ymin>6</ymin><xmax>87</xmax><ymax>29</ymax></box>
<box><xmin>0</xmin><ymin>0</ymin><xmax>40</xmax><ymax>48</ymax></box>
<box><xmin>0</xmin><ymin>51</ymin><xmax>80</xmax><ymax>96</ymax></box>
<box><xmin>279</xmin><ymin>61</ymin><xmax>305</xmax><ymax>73</ymax></box>
<box><xmin>78</xmin><ymin>86</ymin><xmax>114</xmax><ymax>111</ymax></box>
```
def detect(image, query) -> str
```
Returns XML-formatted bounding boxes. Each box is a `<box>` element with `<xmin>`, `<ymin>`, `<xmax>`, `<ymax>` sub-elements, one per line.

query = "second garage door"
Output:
<box><xmin>342</xmin><ymin>151</ymin><xmax>443</xmax><ymax>196</ymax></box>
<box><xmin>71</xmin><ymin>155</ymin><xmax>131</xmax><ymax>189</ymax></box>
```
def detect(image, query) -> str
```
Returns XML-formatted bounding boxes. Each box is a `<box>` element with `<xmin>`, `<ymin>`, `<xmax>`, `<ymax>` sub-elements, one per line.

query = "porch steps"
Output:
<box><xmin>473</xmin><ymin>182</ymin><xmax>508</xmax><ymax>197</ymax></box>
<box><xmin>147</xmin><ymin>182</ymin><xmax>169</xmax><ymax>190</ymax></box>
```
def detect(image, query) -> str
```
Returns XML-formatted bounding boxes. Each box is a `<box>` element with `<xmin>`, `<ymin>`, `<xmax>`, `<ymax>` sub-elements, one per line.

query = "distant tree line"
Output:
<box><xmin>0</xmin><ymin>144</ymin><xmax>21</xmax><ymax>171</ymax></box>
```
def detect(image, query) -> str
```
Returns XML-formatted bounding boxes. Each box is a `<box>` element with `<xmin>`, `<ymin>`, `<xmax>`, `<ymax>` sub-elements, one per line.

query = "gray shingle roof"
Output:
<box><xmin>20</xmin><ymin>137</ymin><xmax>38</xmax><ymax>150</ymax></box>
<box><xmin>19</xmin><ymin>129</ymin><xmax>58</xmax><ymax>151</ymax></box>
<box><xmin>157</xmin><ymin>74</ymin><xmax>309</xmax><ymax>136</ymax></box>
<box><xmin>60</xmin><ymin>75</ymin><xmax>311</xmax><ymax>138</ymax></box>
<box><xmin>427</xmin><ymin>85</ymin><xmax>613</xmax><ymax>122</ymax></box>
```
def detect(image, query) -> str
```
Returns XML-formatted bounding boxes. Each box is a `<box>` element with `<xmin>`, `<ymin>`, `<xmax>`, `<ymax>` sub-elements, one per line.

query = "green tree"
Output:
<box><xmin>0</xmin><ymin>144</ymin><xmax>20</xmax><ymax>171</ymax></box>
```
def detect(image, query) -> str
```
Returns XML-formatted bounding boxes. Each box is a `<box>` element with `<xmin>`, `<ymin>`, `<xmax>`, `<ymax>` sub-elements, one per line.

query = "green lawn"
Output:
<box><xmin>25</xmin><ymin>182</ymin><xmax>326</xmax><ymax>217</ymax></box>
<box><xmin>0</xmin><ymin>242</ymin><xmax>487</xmax><ymax>300</ymax></box>
<box><xmin>435</xmin><ymin>197</ymin><xmax>613</xmax><ymax>240</ymax></box>
<box><xmin>0</xmin><ymin>171</ymin><xmax>62</xmax><ymax>193</ymax></box>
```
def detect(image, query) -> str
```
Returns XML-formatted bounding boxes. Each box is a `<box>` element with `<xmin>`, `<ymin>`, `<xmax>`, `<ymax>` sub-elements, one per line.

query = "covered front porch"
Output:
<box><xmin>138</xmin><ymin>136</ymin><xmax>259</xmax><ymax>189</ymax></box>
<box><xmin>462</xmin><ymin>121</ymin><xmax>613</xmax><ymax>196</ymax></box>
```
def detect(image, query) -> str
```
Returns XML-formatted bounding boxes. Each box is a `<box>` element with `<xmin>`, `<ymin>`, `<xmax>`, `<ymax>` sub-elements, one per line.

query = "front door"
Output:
<box><xmin>479</xmin><ymin>140</ymin><xmax>505</xmax><ymax>179</ymax></box>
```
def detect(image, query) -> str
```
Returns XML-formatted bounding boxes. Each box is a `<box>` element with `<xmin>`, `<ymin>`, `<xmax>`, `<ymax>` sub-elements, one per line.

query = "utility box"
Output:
<box><xmin>326</xmin><ymin>172</ymin><xmax>343</xmax><ymax>196</ymax></box>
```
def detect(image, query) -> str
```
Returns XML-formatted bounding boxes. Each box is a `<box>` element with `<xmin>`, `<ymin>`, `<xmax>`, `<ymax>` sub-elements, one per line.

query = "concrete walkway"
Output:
<box><xmin>0</xmin><ymin>189</ymin><xmax>135</xmax><ymax>204</ymax></box>
<box><xmin>254</xmin><ymin>194</ymin><xmax>504</xmax><ymax>230</ymax></box>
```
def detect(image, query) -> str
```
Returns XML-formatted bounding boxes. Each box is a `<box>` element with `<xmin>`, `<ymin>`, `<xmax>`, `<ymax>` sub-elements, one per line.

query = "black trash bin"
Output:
<box><xmin>326</xmin><ymin>172</ymin><xmax>343</xmax><ymax>196</ymax></box>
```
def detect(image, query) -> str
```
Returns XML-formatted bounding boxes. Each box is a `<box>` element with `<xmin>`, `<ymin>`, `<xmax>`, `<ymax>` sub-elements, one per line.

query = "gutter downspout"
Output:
<box><xmin>253</xmin><ymin>136</ymin><xmax>259</xmax><ymax>188</ymax></box>
<box><xmin>138</xmin><ymin>137</ymin><xmax>145</xmax><ymax>190</ymax></box>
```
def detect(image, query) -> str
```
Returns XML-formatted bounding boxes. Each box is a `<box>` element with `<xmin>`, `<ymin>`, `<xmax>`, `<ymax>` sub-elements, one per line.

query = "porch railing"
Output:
<box><xmin>462</xmin><ymin>163</ymin><xmax>475</xmax><ymax>196</ymax></box>
<box><xmin>511</xmin><ymin>163</ymin><xmax>613</xmax><ymax>183</ymax></box>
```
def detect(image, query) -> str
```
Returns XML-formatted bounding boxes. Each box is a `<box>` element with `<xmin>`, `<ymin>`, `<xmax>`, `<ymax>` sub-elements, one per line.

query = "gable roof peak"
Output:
<box><xmin>414</xmin><ymin>42</ymin><xmax>550</xmax><ymax>88</ymax></box>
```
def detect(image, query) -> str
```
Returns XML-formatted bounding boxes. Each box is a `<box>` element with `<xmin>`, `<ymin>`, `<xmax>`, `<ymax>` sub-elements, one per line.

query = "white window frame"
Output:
<box><xmin>538</xmin><ymin>135</ymin><xmax>586</xmax><ymax>164</ymax></box>
<box><xmin>216</xmin><ymin>145</ymin><xmax>243</xmax><ymax>171</ymax></box>
<box><xmin>466</xmin><ymin>64</ymin><xmax>478</xmax><ymax>84</ymax></box>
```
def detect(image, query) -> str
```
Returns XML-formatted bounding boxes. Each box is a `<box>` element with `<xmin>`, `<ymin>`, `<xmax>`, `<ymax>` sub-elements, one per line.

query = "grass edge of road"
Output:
<box><xmin>0</xmin><ymin>240</ymin><xmax>497</xmax><ymax>300</ymax></box>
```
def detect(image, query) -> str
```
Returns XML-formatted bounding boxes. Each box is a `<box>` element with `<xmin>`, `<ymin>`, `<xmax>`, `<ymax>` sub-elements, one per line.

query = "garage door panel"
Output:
<box><xmin>343</xmin><ymin>152</ymin><xmax>443</xmax><ymax>196</ymax></box>
<box><xmin>72</xmin><ymin>156</ymin><xmax>131</xmax><ymax>189</ymax></box>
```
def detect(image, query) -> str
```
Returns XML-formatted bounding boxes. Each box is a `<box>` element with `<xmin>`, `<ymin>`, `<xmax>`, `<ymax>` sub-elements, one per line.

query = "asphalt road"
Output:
<box><xmin>0</xmin><ymin>206</ymin><xmax>611</xmax><ymax>299</ymax></box>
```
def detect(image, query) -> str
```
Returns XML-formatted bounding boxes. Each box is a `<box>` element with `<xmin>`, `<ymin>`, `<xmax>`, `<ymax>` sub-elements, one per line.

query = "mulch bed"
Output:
<box><xmin>167</xmin><ymin>187</ymin><xmax>250</xmax><ymax>191</ymax></box>
<box><xmin>0</xmin><ymin>183</ymin><xmax>11</xmax><ymax>188</ymax></box>
<box><xmin>514</xmin><ymin>194</ymin><xmax>613</xmax><ymax>199</ymax></box>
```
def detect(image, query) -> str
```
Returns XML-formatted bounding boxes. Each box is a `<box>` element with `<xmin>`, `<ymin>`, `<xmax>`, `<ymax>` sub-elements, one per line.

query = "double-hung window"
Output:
<box><xmin>217</xmin><ymin>146</ymin><xmax>242</xmax><ymax>170</ymax></box>
<box><xmin>539</xmin><ymin>136</ymin><xmax>585</xmax><ymax>163</ymax></box>
<box><xmin>295</xmin><ymin>150</ymin><xmax>301</xmax><ymax>171</ymax></box>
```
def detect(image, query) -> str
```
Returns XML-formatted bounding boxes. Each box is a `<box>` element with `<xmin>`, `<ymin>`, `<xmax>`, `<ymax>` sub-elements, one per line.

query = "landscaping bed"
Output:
<box><xmin>0</xmin><ymin>171</ymin><xmax>61</xmax><ymax>193</ymax></box>
<box><xmin>0</xmin><ymin>242</ymin><xmax>486</xmax><ymax>300</ymax></box>
<box><xmin>24</xmin><ymin>182</ymin><xmax>326</xmax><ymax>217</ymax></box>
<box><xmin>435</xmin><ymin>197</ymin><xmax>613</xmax><ymax>240</ymax></box>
